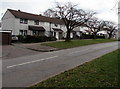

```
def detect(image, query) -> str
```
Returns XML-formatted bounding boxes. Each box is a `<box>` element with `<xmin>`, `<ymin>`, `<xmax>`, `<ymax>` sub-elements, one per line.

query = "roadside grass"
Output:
<box><xmin>41</xmin><ymin>39</ymin><xmax>117</xmax><ymax>49</ymax></box>
<box><xmin>28</xmin><ymin>49</ymin><xmax>119</xmax><ymax>88</ymax></box>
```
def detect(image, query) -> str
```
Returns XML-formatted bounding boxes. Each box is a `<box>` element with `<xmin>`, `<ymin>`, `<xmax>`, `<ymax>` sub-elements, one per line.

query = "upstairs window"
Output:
<box><xmin>34</xmin><ymin>20</ymin><xmax>39</xmax><ymax>25</ymax></box>
<box><xmin>20</xmin><ymin>18</ymin><xmax>28</xmax><ymax>24</ymax></box>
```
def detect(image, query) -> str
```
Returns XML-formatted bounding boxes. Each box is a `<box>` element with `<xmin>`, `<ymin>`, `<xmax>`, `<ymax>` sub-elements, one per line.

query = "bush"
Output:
<box><xmin>97</xmin><ymin>35</ymin><xmax>105</xmax><ymax>39</ymax></box>
<box><xmin>19</xmin><ymin>35</ymin><xmax>57</xmax><ymax>43</ymax></box>
<box><xmin>82</xmin><ymin>34</ymin><xmax>94</xmax><ymax>39</ymax></box>
<box><xmin>17</xmin><ymin>35</ymin><xmax>25</xmax><ymax>42</ymax></box>
<box><xmin>48</xmin><ymin>37</ymin><xmax>57</xmax><ymax>41</ymax></box>
<box><xmin>81</xmin><ymin>34</ymin><xmax>105</xmax><ymax>39</ymax></box>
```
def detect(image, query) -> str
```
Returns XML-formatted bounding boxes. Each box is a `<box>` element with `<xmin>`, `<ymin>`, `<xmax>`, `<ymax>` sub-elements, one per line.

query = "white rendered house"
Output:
<box><xmin>1</xmin><ymin>9</ymin><xmax>68</xmax><ymax>40</ymax></box>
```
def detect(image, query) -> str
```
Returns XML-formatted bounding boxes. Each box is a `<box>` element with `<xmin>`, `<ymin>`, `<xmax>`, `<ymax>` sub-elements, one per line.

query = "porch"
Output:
<box><xmin>28</xmin><ymin>26</ymin><xmax>46</xmax><ymax>36</ymax></box>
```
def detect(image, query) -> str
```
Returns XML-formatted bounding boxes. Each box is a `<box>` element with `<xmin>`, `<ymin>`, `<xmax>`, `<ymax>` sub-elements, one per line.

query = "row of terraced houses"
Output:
<box><xmin>1</xmin><ymin>9</ymin><xmax>116</xmax><ymax>40</ymax></box>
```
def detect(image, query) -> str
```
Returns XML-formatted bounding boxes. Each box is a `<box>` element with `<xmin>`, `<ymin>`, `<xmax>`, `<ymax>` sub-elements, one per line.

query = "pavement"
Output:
<box><xmin>12</xmin><ymin>42</ymin><xmax>59</xmax><ymax>52</ymax></box>
<box><xmin>2</xmin><ymin>41</ymin><xmax>119</xmax><ymax>88</ymax></box>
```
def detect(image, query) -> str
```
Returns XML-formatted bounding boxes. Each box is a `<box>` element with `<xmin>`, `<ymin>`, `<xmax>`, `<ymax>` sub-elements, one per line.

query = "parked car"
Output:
<box><xmin>11</xmin><ymin>35</ymin><xmax>18</xmax><ymax>42</ymax></box>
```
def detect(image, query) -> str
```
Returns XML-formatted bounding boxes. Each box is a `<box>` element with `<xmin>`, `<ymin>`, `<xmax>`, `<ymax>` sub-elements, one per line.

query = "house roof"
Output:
<box><xmin>8</xmin><ymin>9</ymin><xmax>63</xmax><ymax>25</ymax></box>
<box><xmin>28</xmin><ymin>26</ymin><xmax>45</xmax><ymax>31</ymax></box>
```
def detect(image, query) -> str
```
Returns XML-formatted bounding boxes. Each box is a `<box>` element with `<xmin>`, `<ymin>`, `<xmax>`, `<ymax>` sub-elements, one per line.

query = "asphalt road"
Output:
<box><xmin>2</xmin><ymin>41</ymin><xmax>119</xmax><ymax>88</ymax></box>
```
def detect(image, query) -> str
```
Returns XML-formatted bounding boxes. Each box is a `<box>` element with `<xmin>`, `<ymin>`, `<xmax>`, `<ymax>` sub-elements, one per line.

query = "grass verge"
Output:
<box><xmin>28</xmin><ymin>49</ymin><xmax>119</xmax><ymax>88</ymax></box>
<box><xmin>41</xmin><ymin>39</ymin><xmax>117</xmax><ymax>49</ymax></box>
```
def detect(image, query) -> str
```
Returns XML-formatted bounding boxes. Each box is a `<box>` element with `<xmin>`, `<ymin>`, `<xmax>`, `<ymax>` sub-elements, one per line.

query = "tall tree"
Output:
<box><xmin>44</xmin><ymin>2</ymin><xmax>95</xmax><ymax>41</ymax></box>
<box><xmin>102</xmin><ymin>21</ymin><xmax>117</xmax><ymax>39</ymax></box>
<box><xmin>86</xmin><ymin>18</ymin><xmax>104</xmax><ymax>39</ymax></box>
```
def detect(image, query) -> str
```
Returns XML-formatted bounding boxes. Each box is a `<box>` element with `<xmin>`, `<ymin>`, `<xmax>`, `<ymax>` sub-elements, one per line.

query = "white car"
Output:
<box><xmin>11</xmin><ymin>35</ymin><xmax>18</xmax><ymax>41</ymax></box>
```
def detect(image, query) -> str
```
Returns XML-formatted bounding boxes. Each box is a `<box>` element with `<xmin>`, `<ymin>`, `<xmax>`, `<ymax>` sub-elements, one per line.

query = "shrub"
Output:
<box><xmin>82</xmin><ymin>34</ymin><xmax>94</xmax><ymax>39</ymax></box>
<box><xmin>81</xmin><ymin>34</ymin><xmax>105</xmax><ymax>39</ymax></box>
<box><xmin>97</xmin><ymin>35</ymin><xmax>105</xmax><ymax>39</ymax></box>
<box><xmin>20</xmin><ymin>35</ymin><xmax>57</xmax><ymax>43</ymax></box>
<box><xmin>17</xmin><ymin>35</ymin><xmax>25</xmax><ymax>42</ymax></box>
<box><xmin>48</xmin><ymin>37</ymin><xmax>57</xmax><ymax>41</ymax></box>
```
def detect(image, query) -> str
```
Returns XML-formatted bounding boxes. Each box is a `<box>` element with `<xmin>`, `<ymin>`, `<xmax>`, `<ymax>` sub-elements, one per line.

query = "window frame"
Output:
<box><xmin>34</xmin><ymin>20</ymin><xmax>39</xmax><ymax>25</ymax></box>
<box><xmin>20</xmin><ymin>18</ymin><xmax>28</xmax><ymax>24</ymax></box>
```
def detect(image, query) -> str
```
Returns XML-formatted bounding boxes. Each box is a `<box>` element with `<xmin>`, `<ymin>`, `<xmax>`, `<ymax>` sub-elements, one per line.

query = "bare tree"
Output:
<box><xmin>44</xmin><ymin>2</ymin><xmax>95</xmax><ymax>41</ymax></box>
<box><xmin>44</xmin><ymin>9</ymin><xmax>56</xmax><ymax>18</ymax></box>
<box><xmin>86</xmin><ymin>18</ymin><xmax>105</xmax><ymax>39</ymax></box>
<box><xmin>102</xmin><ymin>21</ymin><xmax>117</xmax><ymax>39</ymax></box>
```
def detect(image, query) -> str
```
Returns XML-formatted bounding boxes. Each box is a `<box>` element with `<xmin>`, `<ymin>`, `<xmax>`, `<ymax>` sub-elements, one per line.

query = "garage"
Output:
<box><xmin>0</xmin><ymin>31</ymin><xmax>11</xmax><ymax>45</ymax></box>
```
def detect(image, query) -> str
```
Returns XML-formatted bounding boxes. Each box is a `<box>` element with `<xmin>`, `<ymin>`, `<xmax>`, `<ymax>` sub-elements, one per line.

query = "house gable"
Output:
<box><xmin>1</xmin><ymin>9</ymin><xmax>15</xmax><ymax>32</ymax></box>
<box><xmin>2</xmin><ymin>9</ymin><xmax>15</xmax><ymax>20</ymax></box>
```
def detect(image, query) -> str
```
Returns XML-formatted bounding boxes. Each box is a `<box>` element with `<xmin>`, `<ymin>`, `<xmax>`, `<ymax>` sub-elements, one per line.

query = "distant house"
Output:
<box><xmin>97</xmin><ymin>30</ymin><xmax>109</xmax><ymax>38</ymax></box>
<box><xmin>2</xmin><ymin>9</ymin><xmax>88</xmax><ymax>40</ymax></box>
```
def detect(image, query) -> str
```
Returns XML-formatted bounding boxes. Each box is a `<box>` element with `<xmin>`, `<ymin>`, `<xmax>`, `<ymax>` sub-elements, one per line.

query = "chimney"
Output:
<box><xmin>18</xmin><ymin>10</ymin><xmax>21</xmax><ymax>12</ymax></box>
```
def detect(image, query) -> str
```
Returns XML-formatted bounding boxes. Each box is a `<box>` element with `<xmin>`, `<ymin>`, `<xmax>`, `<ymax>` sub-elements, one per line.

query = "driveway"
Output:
<box><xmin>2</xmin><ymin>41</ymin><xmax>119</xmax><ymax>88</ymax></box>
<box><xmin>2</xmin><ymin>45</ymin><xmax>40</xmax><ymax>59</ymax></box>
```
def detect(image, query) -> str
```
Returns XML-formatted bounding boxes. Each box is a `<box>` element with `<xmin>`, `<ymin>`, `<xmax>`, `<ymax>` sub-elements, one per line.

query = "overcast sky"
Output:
<box><xmin>0</xmin><ymin>0</ymin><xmax>119</xmax><ymax>23</ymax></box>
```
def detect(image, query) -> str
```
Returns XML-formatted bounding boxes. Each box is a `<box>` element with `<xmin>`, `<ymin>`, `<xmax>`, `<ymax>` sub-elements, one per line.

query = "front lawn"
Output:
<box><xmin>28</xmin><ymin>49</ymin><xmax>119</xmax><ymax>88</ymax></box>
<box><xmin>42</xmin><ymin>39</ymin><xmax>117</xmax><ymax>49</ymax></box>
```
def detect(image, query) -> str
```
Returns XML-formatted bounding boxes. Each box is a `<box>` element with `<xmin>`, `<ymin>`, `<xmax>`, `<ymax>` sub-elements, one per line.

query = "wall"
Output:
<box><xmin>2</xmin><ymin>10</ymin><xmax>15</xmax><ymax>34</ymax></box>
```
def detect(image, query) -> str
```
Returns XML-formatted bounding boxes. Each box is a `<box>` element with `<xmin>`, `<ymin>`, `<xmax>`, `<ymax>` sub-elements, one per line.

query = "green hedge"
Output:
<box><xmin>81</xmin><ymin>34</ymin><xmax>105</xmax><ymax>39</ymax></box>
<box><xmin>17</xmin><ymin>35</ymin><xmax>57</xmax><ymax>43</ymax></box>
<box><xmin>17</xmin><ymin>35</ymin><xmax>25</xmax><ymax>42</ymax></box>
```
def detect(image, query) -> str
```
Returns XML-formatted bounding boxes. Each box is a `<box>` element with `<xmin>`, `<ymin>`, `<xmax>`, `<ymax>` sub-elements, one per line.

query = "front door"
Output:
<box><xmin>59</xmin><ymin>32</ymin><xmax>62</xmax><ymax>40</ymax></box>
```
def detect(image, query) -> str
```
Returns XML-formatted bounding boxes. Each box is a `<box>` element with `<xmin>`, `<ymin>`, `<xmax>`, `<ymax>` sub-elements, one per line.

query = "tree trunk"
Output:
<box><xmin>108</xmin><ymin>32</ymin><xmax>113</xmax><ymax>39</ymax></box>
<box><xmin>65</xmin><ymin>30</ymin><xmax>71</xmax><ymax>42</ymax></box>
<box><xmin>93</xmin><ymin>32</ymin><xmax>97</xmax><ymax>39</ymax></box>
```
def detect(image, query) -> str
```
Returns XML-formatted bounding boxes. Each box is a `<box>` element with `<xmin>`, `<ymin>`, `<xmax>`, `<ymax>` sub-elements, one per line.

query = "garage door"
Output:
<box><xmin>0</xmin><ymin>32</ymin><xmax>11</xmax><ymax>45</ymax></box>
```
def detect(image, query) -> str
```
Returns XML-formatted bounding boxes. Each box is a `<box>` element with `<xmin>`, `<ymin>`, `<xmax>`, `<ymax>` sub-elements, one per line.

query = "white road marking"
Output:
<box><xmin>69</xmin><ymin>49</ymin><xmax>90</xmax><ymax>55</ymax></box>
<box><xmin>6</xmin><ymin>56</ymin><xmax>58</xmax><ymax>69</ymax></box>
<box><xmin>69</xmin><ymin>51</ymin><xmax>82</xmax><ymax>54</ymax></box>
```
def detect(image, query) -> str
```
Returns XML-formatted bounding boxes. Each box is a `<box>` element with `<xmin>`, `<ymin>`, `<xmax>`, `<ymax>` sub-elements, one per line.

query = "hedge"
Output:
<box><xmin>17</xmin><ymin>35</ymin><xmax>57</xmax><ymax>43</ymax></box>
